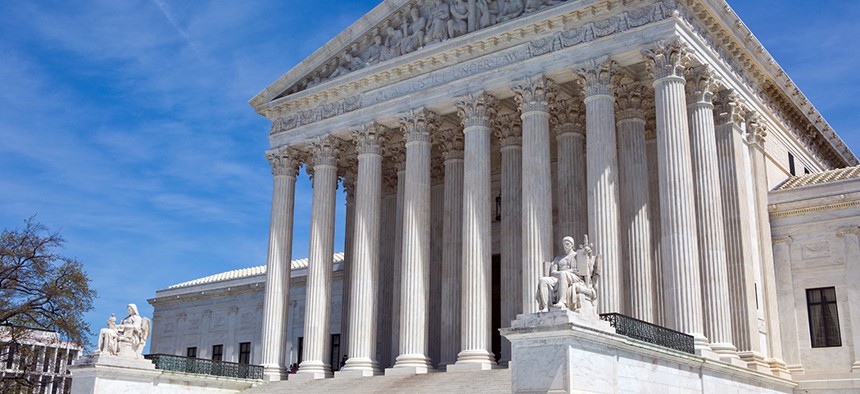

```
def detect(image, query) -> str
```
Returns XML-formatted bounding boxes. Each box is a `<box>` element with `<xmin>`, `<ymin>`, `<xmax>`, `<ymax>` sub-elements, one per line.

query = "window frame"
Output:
<box><xmin>211</xmin><ymin>344</ymin><xmax>224</xmax><ymax>361</ymax></box>
<box><xmin>806</xmin><ymin>287</ymin><xmax>842</xmax><ymax>348</ymax></box>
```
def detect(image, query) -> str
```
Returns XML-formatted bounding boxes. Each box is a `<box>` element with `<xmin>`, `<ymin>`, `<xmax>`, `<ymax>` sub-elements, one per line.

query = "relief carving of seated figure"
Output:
<box><xmin>535</xmin><ymin>235</ymin><xmax>600</xmax><ymax>316</ymax></box>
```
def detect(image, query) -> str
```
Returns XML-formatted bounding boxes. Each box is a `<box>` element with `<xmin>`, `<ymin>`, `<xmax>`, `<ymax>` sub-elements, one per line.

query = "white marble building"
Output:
<box><xmin>150</xmin><ymin>0</ymin><xmax>860</xmax><ymax>392</ymax></box>
<box><xmin>148</xmin><ymin>254</ymin><xmax>346</xmax><ymax>370</ymax></box>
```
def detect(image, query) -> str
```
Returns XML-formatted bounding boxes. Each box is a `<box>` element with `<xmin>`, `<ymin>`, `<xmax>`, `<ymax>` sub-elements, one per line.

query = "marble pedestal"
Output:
<box><xmin>501</xmin><ymin>310</ymin><xmax>796</xmax><ymax>394</ymax></box>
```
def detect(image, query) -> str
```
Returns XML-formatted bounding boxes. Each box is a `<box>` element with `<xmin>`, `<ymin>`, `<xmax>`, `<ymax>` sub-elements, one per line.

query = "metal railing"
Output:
<box><xmin>599</xmin><ymin>313</ymin><xmax>695</xmax><ymax>354</ymax></box>
<box><xmin>144</xmin><ymin>354</ymin><xmax>263</xmax><ymax>380</ymax></box>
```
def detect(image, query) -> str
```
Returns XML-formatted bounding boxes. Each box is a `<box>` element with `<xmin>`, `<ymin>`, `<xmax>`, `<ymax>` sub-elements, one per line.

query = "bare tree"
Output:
<box><xmin>0</xmin><ymin>217</ymin><xmax>96</xmax><ymax>390</ymax></box>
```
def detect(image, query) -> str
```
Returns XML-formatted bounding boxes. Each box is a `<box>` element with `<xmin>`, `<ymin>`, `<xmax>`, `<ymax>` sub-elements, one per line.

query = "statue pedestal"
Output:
<box><xmin>501</xmin><ymin>310</ymin><xmax>795</xmax><ymax>393</ymax></box>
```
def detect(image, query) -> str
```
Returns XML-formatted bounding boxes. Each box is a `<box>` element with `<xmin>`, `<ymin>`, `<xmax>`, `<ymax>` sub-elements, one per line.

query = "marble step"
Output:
<box><xmin>244</xmin><ymin>367</ymin><xmax>512</xmax><ymax>393</ymax></box>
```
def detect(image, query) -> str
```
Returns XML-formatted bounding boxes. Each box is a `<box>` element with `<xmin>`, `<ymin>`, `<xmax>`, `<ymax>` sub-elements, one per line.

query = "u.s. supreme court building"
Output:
<box><xmin>148</xmin><ymin>0</ymin><xmax>860</xmax><ymax>392</ymax></box>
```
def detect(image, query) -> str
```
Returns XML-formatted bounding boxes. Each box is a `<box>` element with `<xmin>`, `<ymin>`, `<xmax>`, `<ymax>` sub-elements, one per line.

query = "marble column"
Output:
<box><xmin>771</xmin><ymin>235</ymin><xmax>803</xmax><ymax>375</ymax></box>
<box><xmin>513</xmin><ymin>75</ymin><xmax>555</xmax><ymax>314</ymax></box>
<box><xmin>390</xmin><ymin>109</ymin><xmax>436</xmax><ymax>374</ymax></box>
<box><xmin>746</xmin><ymin>114</ymin><xmax>790</xmax><ymax>377</ymax></box>
<box><xmin>493</xmin><ymin>113</ymin><xmax>522</xmax><ymax>366</ymax></box>
<box><xmin>615</xmin><ymin>82</ymin><xmax>654</xmax><ymax>322</ymax></box>
<box><xmin>450</xmin><ymin>93</ymin><xmax>497</xmax><ymax>371</ymax></box>
<box><xmin>377</xmin><ymin>167</ymin><xmax>398</xmax><ymax>368</ymax></box>
<box><xmin>297</xmin><ymin>137</ymin><xmax>339</xmax><ymax>379</ymax></box>
<box><xmin>685</xmin><ymin>66</ymin><xmax>738</xmax><ymax>360</ymax></box>
<box><xmin>390</xmin><ymin>148</ymin><xmax>406</xmax><ymax>366</ymax></box>
<box><xmin>575</xmin><ymin>60</ymin><xmax>621</xmax><ymax>314</ymax></box>
<box><xmin>646</xmin><ymin>123</ymin><xmax>665</xmax><ymax>327</ymax></box>
<box><xmin>836</xmin><ymin>227</ymin><xmax>860</xmax><ymax>372</ymax></box>
<box><xmin>428</xmin><ymin>163</ymin><xmax>445</xmax><ymax>368</ymax></box>
<box><xmin>259</xmin><ymin>147</ymin><xmax>301</xmax><ymax>381</ymax></box>
<box><xmin>713</xmin><ymin>91</ymin><xmax>760</xmax><ymax>358</ymax></box>
<box><xmin>643</xmin><ymin>42</ymin><xmax>708</xmax><ymax>351</ymax></box>
<box><xmin>551</xmin><ymin>98</ymin><xmax>588</xmax><ymax>243</ymax></box>
<box><xmin>340</xmin><ymin>124</ymin><xmax>384</xmax><ymax>377</ymax></box>
<box><xmin>341</xmin><ymin>168</ymin><xmax>356</xmax><ymax>360</ymax></box>
<box><xmin>439</xmin><ymin>128</ymin><xmax>464</xmax><ymax>368</ymax></box>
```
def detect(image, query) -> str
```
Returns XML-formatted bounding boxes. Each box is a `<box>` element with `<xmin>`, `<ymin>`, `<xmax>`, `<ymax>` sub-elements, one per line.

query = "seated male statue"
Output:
<box><xmin>535</xmin><ymin>235</ymin><xmax>601</xmax><ymax>315</ymax></box>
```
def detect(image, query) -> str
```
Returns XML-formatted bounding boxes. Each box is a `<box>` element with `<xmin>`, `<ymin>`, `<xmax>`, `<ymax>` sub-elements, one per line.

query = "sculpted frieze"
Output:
<box><xmin>289</xmin><ymin>0</ymin><xmax>575</xmax><ymax>95</ymax></box>
<box><xmin>269</xmin><ymin>0</ymin><xmax>676</xmax><ymax>136</ymax></box>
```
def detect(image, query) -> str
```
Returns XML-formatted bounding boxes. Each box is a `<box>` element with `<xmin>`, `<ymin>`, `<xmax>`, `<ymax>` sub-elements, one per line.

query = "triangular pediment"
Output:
<box><xmin>249</xmin><ymin>0</ymin><xmax>577</xmax><ymax>109</ymax></box>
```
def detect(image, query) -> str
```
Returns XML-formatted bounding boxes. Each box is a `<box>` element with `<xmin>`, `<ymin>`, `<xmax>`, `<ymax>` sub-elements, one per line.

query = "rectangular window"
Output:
<box><xmin>186</xmin><ymin>347</ymin><xmax>197</xmax><ymax>358</ymax></box>
<box><xmin>330</xmin><ymin>334</ymin><xmax>341</xmax><ymax>372</ymax></box>
<box><xmin>238</xmin><ymin>342</ymin><xmax>251</xmax><ymax>364</ymax></box>
<box><xmin>788</xmin><ymin>152</ymin><xmax>796</xmax><ymax>176</ymax></box>
<box><xmin>211</xmin><ymin>344</ymin><xmax>223</xmax><ymax>361</ymax></box>
<box><xmin>807</xmin><ymin>287</ymin><xmax>842</xmax><ymax>347</ymax></box>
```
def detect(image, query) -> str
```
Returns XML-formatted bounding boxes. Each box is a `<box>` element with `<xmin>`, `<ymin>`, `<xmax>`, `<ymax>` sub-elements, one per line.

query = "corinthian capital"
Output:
<box><xmin>492</xmin><ymin>113</ymin><xmax>523</xmax><ymax>148</ymax></box>
<box><xmin>615</xmin><ymin>79</ymin><xmax>647</xmax><ymax>121</ymax></box>
<box><xmin>352</xmin><ymin>123</ymin><xmax>385</xmax><ymax>156</ymax></box>
<box><xmin>685</xmin><ymin>65</ymin><xmax>718</xmax><ymax>105</ymax></box>
<box><xmin>309</xmin><ymin>136</ymin><xmax>341</xmax><ymax>167</ymax></box>
<box><xmin>454</xmin><ymin>92</ymin><xmax>498</xmax><ymax>128</ymax></box>
<box><xmin>744</xmin><ymin>112</ymin><xmax>767</xmax><ymax>148</ymax></box>
<box><xmin>436</xmin><ymin>127</ymin><xmax>464</xmax><ymax>161</ymax></box>
<box><xmin>643</xmin><ymin>40</ymin><xmax>689</xmax><ymax>82</ymax></box>
<box><xmin>574</xmin><ymin>58</ymin><xmax>619</xmax><ymax>97</ymax></box>
<box><xmin>399</xmin><ymin>108</ymin><xmax>438</xmax><ymax>144</ymax></box>
<box><xmin>713</xmin><ymin>90</ymin><xmax>746</xmax><ymax>126</ymax></box>
<box><xmin>512</xmin><ymin>75</ymin><xmax>556</xmax><ymax>114</ymax></box>
<box><xmin>265</xmin><ymin>146</ymin><xmax>302</xmax><ymax>177</ymax></box>
<box><xmin>550</xmin><ymin>98</ymin><xmax>585</xmax><ymax>136</ymax></box>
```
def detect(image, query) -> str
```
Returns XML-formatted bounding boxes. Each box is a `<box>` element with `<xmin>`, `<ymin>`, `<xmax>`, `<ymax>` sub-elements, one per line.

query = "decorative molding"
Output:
<box><xmin>771</xmin><ymin>236</ymin><xmax>792</xmax><ymax>245</ymax></box>
<box><xmin>744</xmin><ymin>112</ymin><xmax>767</xmax><ymax>149</ymax></box>
<box><xmin>265</xmin><ymin>147</ymin><xmax>302</xmax><ymax>177</ymax></box>
<box><xmin>800</xmin><ymin>241</ymin><xmax>830</xmax><ymax>259</ymax></box>
<box><xmin>492</xmin><ymin>112</ymin><xmax>522</xmax><ymax>148</ymax></box>
<box><xmin>309</xmin><ymin>136</ymin><xmax>341</xmax><ymax>168</ymax></box>
<box><xmin>836</xmin><ymin>226</ymin><xmax>860</xmax><ymax>238</ymax></box>
<box><xmin>399</xmin><ymin>108</ymin><xmax>438</xmax><ymax>143</ymax></box>
<box><xmin>643</xmin><ymin>40</ymin><xmax>689</xmax><ymax>82</ymax></box>
<box><xmin>454</xmin><ymin>92</ymin><xmax>497</xmax><ymax>128</ymax></box>
<box><xmin>575</xmin><ymin>58</ymin><xmax>619</xmax><ymax>97</ymax></box>
<box><xmin>550</xmin><ymin>97</ymin><xmax>585</xmax><ymax>137</ymax></box>
<box><xmin>769</xmin><ymin>199</ymin><xmax>860</xmax><ymax>219</ymax></box>
<box><xmin>685</xmin><ymin>64</ymin><xmax>717</xmax><ymax>105</ymax></box>
<box><xmin>713</xmin><ymin>90</ymin><xmax>745</xmax><ymax>126</ymax></box>
<box><xmin>615</xmin><ymin>79</ymin><xmax>647</xmax><ymax>121</ymax></box>
<box><xmin>352</xmin><ymin>122</ymin><xmax>386</xmax><ymax>156</ymax></box>
<box><xmin>512</xmin><ymin>74</ymin><xmax>556</xmax><ymax>114</ymax></box>
<box><xmin>436</xmin><ymin>127</ymin><xmax>464</xmax><ymax>161</ymax></box>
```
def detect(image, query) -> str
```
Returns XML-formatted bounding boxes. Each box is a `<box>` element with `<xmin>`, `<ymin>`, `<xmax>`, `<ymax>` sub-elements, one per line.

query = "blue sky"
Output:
<box><xmin>0</xmin><ymin>1</ymin><xmax>857</xmax><ymax>350</ymax></box>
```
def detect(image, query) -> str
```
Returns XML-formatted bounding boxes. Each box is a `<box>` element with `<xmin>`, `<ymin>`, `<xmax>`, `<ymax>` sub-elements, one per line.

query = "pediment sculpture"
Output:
<box><xmin>292</xmin><ymin>0</ymin><xmax>570</xmax><ymax>93</ymax></box>
<box><xmin>96</xmin><ymin>303</ymin><xmax>151</xmax><ymax>359</ymax></box>
<box><xmin>535</xmin><ymin>235</ymin><xmax>601</xmax><ymax>317</ymax></box>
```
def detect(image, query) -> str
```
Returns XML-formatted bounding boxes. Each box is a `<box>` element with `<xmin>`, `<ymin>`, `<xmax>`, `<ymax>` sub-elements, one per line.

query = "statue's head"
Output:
<box><xmin>127</xmin><ymin>304</ymin><xmax>139</xmax><ymax>316</ymax></box>
<box><xmin>562</xmin><ymin>236</ymin><xmax>575</xmax><ymax>253</ymax></box>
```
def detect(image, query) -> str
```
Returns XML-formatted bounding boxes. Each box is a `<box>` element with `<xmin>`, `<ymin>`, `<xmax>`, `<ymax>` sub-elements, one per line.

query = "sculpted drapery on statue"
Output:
<box><xmin>96</xmin><ymin>303</ymin><xmax>151</xmax><ymax>359</ymax></box>
<box><xmin>535</xmin><ymin>236</ymin><xmax>601</xmax><ymax>317</ymax></box>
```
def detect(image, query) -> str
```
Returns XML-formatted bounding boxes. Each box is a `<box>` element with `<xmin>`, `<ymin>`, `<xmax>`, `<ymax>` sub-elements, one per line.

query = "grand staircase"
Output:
<box><xmin>244</xmin><ymin>367</ymin><xmax>512</xmax><ymax>393</ymax></box>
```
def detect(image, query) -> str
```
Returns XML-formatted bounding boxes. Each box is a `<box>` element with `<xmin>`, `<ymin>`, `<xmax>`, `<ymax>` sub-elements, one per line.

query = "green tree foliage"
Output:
<box><xmin>0</xmin><ymin>218</ymin><xmax>96</xmax><ymax>389</ymax></box>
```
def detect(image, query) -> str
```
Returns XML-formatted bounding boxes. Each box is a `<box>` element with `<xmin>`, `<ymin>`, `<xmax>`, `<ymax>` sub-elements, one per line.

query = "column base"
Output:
<box><xmin>851</xmin><ymin>362</ymin><xmax>860</xmax><ymax>373</ymax></box>
<box><xmin>693</xmin><ymin>334</ymin><xmax>719</xmax><ymax>360</ymax></box>
<box><xmin>709</xmin><ymin>342</ymin><xmax>747</xmax><ymax>368</ymax></box>
<box><xmin>768</xmin><ymin>358</ymin><xmax>792</xmax><ymax>379</ymax></box>
<box><xmin>447</xmin><ymin>362</ymin><xmax>500</xmax><ymax>372</ymax></box>
<box><xmin>261</xmin><ymin>366</ymin><xmax>289</xmax><ymax>381</ymax></box>
<box><xmin>738</xmin><ymin>351</ymin><xmax>772</xmax><ymax>374</ymax></box>
<box><xmin>337</xmin><ymin>357</ymin><xmax>381</xmax><ymax>377</ymax></box>
<box><xmin>387</xmin><ymin>353</ymin><xmax>433</xmax><ymax>375</ymax></box>
<box><xmin>294</xmin><ymin>360</ymin><xmax>333</xmax><ymax>379</ymax></box>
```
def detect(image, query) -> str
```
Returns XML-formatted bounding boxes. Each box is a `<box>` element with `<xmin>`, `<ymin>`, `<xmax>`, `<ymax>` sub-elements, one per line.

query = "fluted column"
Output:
<box><xmin>643</xmin><ymin>42</ymin><xmax>708</xmax><ymax>351</ymax></box>
<box><xmin>575</xmin><ymin>60</ymin><xmax>621</xmax><ymax>313</ymax></box>
<box><xmin>341</xmin><ymin>167</ymin><xmax>356</xmax><ymax>360</ymax></box>
<box><xmin>746</xmin><ymin>114</ymin><xmax>790</xmax><ymax>378</ymax></box>
<box><xmin>713</xmin><ymin>92</ymin><xmax>760</xmax><ymax>357</ymax></box>
<box><xmin>771</xmin><ymin>235</ymin><xmax>803</xmax><ymax>375</ymax></box>
<box><xmin>686</xmin><ymin>66</ymin><xmax>737</xmax><ymax>359</ymax></box>
<box><xmin>377</xmin><ymin>166</ymin><xmax>398</xmax><ymax>368</ymax></box>
<box><xmin>836</xmin><ymin>228</ymin><xmax>860</xmax><ymax>372</ymax></box>
<box><xmin>646</xmin><ymin>123</ymin><xmax>665</xmax><ymax>326</ymax></box>
<box><xmin>260</xmin><ymin>147</ymin><xmax>301</xmax><ymax>381</ymax></box>
<box><xmin>390</xmin><ymin>109</ymin><xmax>436</xmax><ymax>374</ymax></box>
<box><xmin>615</xmin><ymin>81</ymin><xmax>654</xmax><ymax>322</ymax></box>
<box><xmin>493</xmin><ymin>114</ymin><xmax>522</xmax><ymax>366</ymax></box>
<box><xmin>450</xmin><ymin>93</ymin><xmax>497</xmax><ymax>371</ymax></box>
<box><xmin>390</xmin><ymin>148</ymin><xmax>406</xmax><ymax>366</ymax></box>
<box><xmin>340</xmin><ymin>125</ymin><xmax>384</xmax><ymax>377</ymax></box>
<box><xmin>297</xmin><ymin>137</ymin><xmax>340</xmax><ymax>379</ymax></box>
<box><xmin>552</xmin><ymin>98</ymin><xmax>588</xmax><ymax>243</ymax></box>
<box><xmin>439</xmin><ymin>128</ymin><xmax>464</xmax><ymax>368</ymax></box>
<box><xmin>513</xmin><ymin>75</ymin><xmax>555</xmax><ymax>314</ymax></box>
